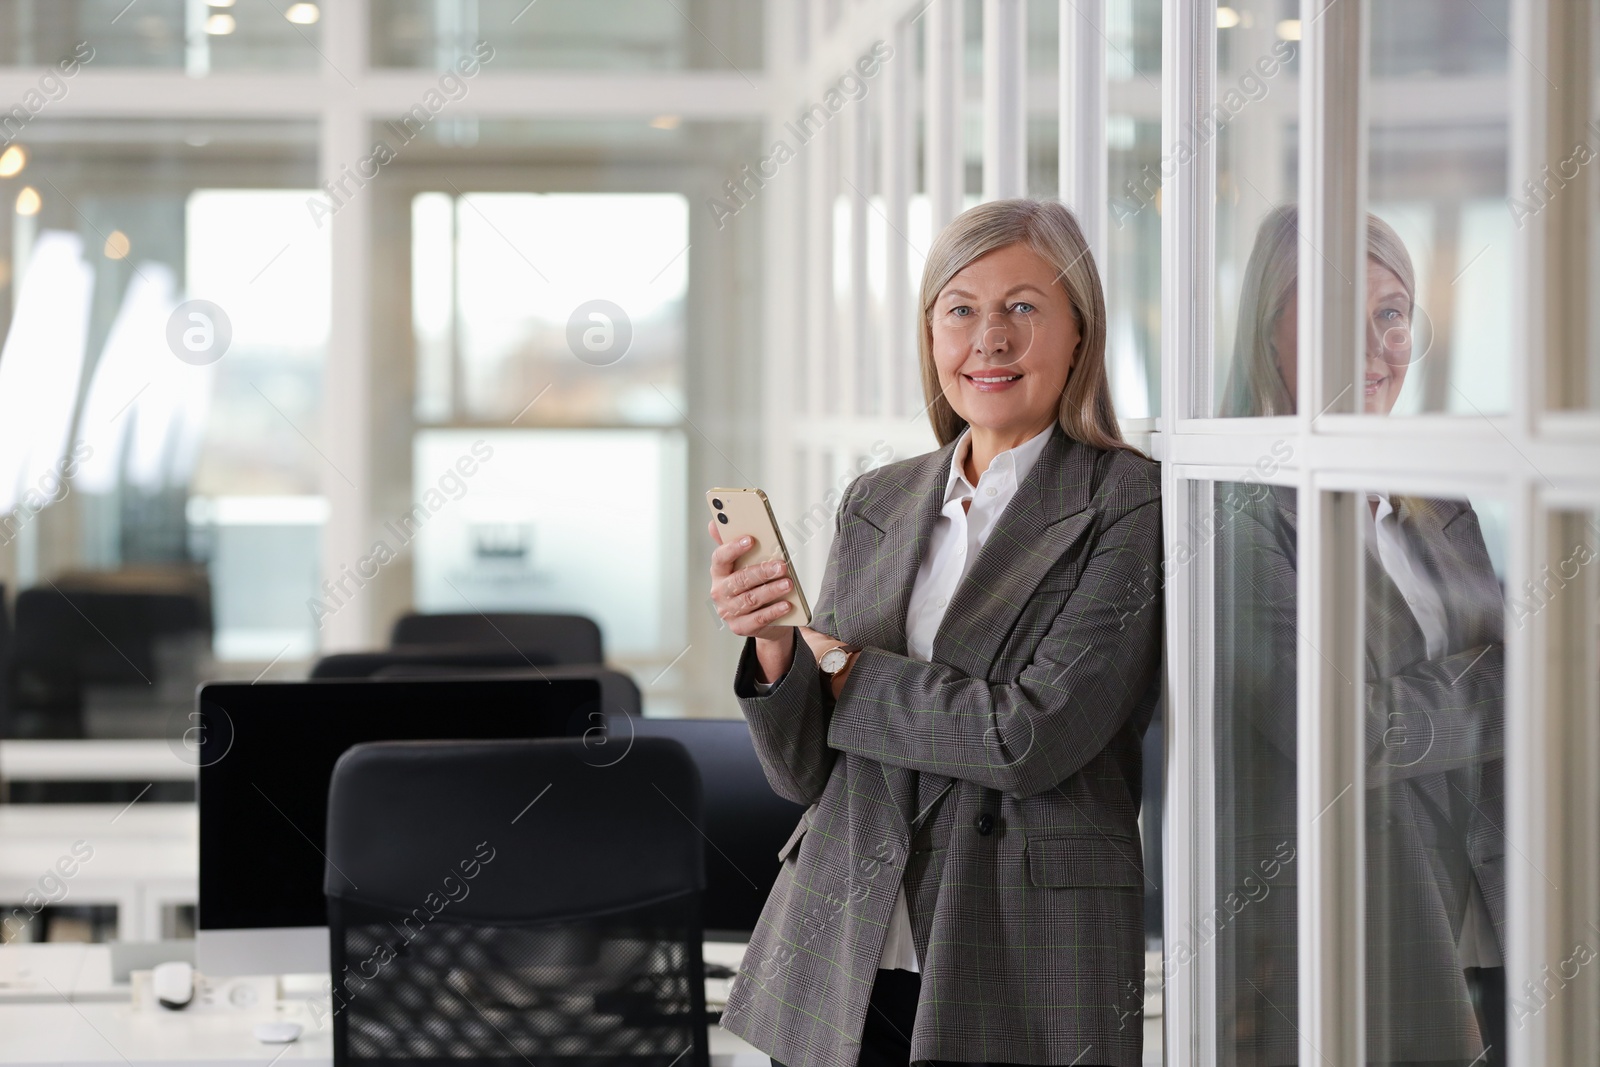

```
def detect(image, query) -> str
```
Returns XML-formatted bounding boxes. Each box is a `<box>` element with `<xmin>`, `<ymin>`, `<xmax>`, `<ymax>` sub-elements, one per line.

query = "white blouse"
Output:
<box><xmin>878</xmin><ymin>424</ymin><xmax>1055</xmax><ymax>972</ymax></box>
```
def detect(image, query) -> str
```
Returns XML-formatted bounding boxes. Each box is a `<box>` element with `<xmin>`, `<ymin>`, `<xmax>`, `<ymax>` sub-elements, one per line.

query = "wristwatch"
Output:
<box><xmin>817</xmin><ymin>644</ymin><xmax>859</xmax><ymax>677</ymax></box>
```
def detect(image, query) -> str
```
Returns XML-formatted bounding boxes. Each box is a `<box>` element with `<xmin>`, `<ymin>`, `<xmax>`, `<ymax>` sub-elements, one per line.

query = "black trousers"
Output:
<box><xmin>771</xmin><ymin>968</ymin><xmax>1112</xmax><ymax>1067</ymax></box>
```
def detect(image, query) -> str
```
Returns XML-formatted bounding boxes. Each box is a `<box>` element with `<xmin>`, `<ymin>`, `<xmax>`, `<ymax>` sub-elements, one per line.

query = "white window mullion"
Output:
<box><xmin>925</xmin><ymin>0</ymin><xmax>965</xmax><ymax>229</ymax></box>
<box><xmin>982</xmin><ymin>0</ymin><xmax>1027</xmax><ymax>201</ymax></box>
<box><xmin>807</xmin><ymin>118</ymin><xmax>834</xmax><ymax>421</ymax></box>
<box><xmin>847</xmin><ymin>105</ymin><xmax>872</xmax><ymax>417</ymax></box>
<box><xmin>1298</xmin><ymin>0</ymin><xmax>1368</xmax><ymax>1057</ymax></box>
<box><xmin>319</xmin><ymin>0</ymin><xmax>372</xmax><ymax>651</ymax></box>
<box><xmin>1511</xmin><ymin>0</ymin><xmax>1597</xmax><ymax>1059</ymax></box>
<box><xmin>1058</xmin><ymin>0</ymin><xmax>1107</xmax><ymax>266</ymax></box>
<box><xmin>882</xmin><ymin>15</ymin><xmax>915</xmax><ymax>419</ymax></box>
<box><xmin>1161</xmin><ymin>0</ymin><xmax>1216</xmax><ymax>1059</ymax></box>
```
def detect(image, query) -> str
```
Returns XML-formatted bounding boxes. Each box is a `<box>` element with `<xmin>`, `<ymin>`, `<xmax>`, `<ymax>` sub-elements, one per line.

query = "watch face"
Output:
<box><xmin>820</xmin><ymin>648</ymin><xmax>847</xmax><ymax>674</ymax></box>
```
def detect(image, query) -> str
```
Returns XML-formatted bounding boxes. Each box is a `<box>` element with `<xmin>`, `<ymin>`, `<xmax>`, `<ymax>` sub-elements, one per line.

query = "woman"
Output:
<box><xmin>1216</xmin><ymin>206</ymin><xmax>1505</xmax><ymax>1065</ymax></box>
<box><xmin>708</xmin><ymin>199</ymin><xmax>1162</xmax><ymax>1067</ymax></box>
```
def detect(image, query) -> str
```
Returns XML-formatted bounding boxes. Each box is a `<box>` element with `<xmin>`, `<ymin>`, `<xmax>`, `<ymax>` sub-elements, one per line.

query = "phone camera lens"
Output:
<box><xmin>717</xmin><ymin>513</ymin><xmax>728</xmax><ymax>524</ymax></box>
<box><xmin>711</xmin><ymin>498</ymin><xmax>724</xmax><ymax>510</ymax></box>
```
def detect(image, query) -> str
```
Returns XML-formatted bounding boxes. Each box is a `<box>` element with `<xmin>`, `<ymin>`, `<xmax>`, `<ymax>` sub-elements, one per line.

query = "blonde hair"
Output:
<box><xmin>1221</xmin><ymin>205</ymin><xmax>1416</xmax><ymax>417</ymax></box>
<box><xmin>917</xmin><ymin>198</ymin><xmax>1137</xmax><ymax>455</ymax></box>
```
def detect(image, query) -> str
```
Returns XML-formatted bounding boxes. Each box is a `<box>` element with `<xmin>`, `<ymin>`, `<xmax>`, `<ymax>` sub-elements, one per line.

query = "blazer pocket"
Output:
<box><xmin>1024</xmin><ymin>832</ymin><xmax>1143</xmax><ymax>888</ymax></box>
<box><xmin>777</xmin><ymin>804</ymin><xmax>816</xmax><ymax>863</ymax></box>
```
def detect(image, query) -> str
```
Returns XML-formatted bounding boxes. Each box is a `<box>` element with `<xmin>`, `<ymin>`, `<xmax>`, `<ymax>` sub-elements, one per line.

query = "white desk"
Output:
<box><xmin>0</xmin><ymin>804</ymin><xmax>197</xmax><ymax>942</ymax></box>
<box><xmin>0</xmin><ymin>741</ymin><xmax>196</xmax><ymax>784</ymax></box>
<box><xmin>0</xmin><ymin>942</ymin><xmax>116</xmax><ymax>1002</ymax></box>
<box><xmin>0</xmin><ymin>989</ymin><xmax>765</xmax><ymax>1067</ymax></box>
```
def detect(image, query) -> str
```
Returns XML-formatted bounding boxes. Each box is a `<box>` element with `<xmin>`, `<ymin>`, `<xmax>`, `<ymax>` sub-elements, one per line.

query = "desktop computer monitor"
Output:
<box><xmin>622</xmin><ymin>715</ymin><xmax>807</xmax><ymax>940</ymax></box>
<box><xmin>196</xmin><ymin>677</ymin><xmax>601</xmax><ymax>976</ymax></box>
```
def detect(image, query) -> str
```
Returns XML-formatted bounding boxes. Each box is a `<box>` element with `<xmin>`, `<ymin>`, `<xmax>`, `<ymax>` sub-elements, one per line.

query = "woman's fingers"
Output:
<box><xmin>708</xmin><ymin>530</ymin><xmax>754</xmax><ymax>577</ymax></box>
<box><xmin>727</xmin><ymin>596</ymin><xmax>797</xmax><ymax>637</ymax></box>
<box><xmin>720</xmin><ymin>557</ymin><xmax>787</xmax><ymax>598</ymax></box>
<box><xmin>718</xmin><ymin>572</ymin><xmax>794</xmax><ymax>619</ymax></box>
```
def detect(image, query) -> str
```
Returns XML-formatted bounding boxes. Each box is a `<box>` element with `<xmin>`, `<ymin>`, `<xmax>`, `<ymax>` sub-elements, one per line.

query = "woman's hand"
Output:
<box><xmin>709</xmin><ymin>521</ymin><xmax>799</xmax><ymax>682</ymax></box>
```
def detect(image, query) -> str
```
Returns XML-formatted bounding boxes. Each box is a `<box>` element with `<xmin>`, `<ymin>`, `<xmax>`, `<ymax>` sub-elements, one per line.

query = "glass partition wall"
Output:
<box><xmin>784</xmin><ymin>1</ymin><xmax>1599</xmax><ymax>1063</ymax></box>
<box><xmin>2</xmin><ymin>2</ymin><xmax>1598</xmax><ymax>1057</ymax></box>
<box><xmin>0</xmin><ymin>2</ymin><xmax>766</xmax><ymax>730</ymax></box>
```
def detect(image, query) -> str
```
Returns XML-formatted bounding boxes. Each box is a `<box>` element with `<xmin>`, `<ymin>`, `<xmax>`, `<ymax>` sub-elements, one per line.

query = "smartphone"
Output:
<box><xmin>706</xmin><ymin>488</ymin><xmax>812</xmax><ymax>628</ymax></box>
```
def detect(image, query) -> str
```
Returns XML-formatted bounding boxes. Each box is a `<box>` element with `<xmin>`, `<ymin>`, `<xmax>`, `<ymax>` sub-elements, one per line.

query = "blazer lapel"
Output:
<box><xmin>834</xmin><ymin>443</ymin><xmax>956</xmax><ymax>841</ymax></box>
<box><xmin>932</xmin><ymin>429</ymin><xmax>1097</xmax><ymax>678</ymax></box>
<box><xmin>842</xmin><ymin>440</ymin><xmax>956</xmax><ymax>655</ymax></box>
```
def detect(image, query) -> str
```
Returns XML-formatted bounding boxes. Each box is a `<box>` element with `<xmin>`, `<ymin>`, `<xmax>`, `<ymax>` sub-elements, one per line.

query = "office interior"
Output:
<box><xmin>0</xmin><ymin>0</ymin><xmax>1595</xmax><ymax>1063</ymax></box>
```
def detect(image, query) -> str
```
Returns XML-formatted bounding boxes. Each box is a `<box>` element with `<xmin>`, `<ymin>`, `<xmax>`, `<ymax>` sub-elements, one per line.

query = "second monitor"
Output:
<box><xmin>196</xmin><ymin>677</ymin><xmax>600</xmax><ymax>976</ymax></box>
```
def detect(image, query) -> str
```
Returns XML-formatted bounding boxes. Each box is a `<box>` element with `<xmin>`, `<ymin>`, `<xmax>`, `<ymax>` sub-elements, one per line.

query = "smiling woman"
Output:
<box><xmin>707</xmin><ymin>199</ymin><xmax>1163</xmax><ymax>1067</ymax></box>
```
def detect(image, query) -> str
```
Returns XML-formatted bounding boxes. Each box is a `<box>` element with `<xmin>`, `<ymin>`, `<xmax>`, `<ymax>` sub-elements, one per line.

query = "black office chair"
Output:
<box><xmin>309</xmin><ymin>653</ymin><xmax>640</xmax><ymax>718</ymax></box>
<box><xmin>0</xmin><ymin>581</ymin><xmax>10</xmax><ymax>735</ymax></box>
<box><xmin>390</xmin><ymin>612</ymin><xmax>603</xmax><ymax>665</ymax></box>
<box><xmin>620</xmin><ymin>716</ymin><xmax>807</xmax><ymax>939</ymax></box>
<box><xmin>324</xmin><ymin>738</ymin><xmax>709</xmax><ymax>1067</ymax></box>
<box><xmin>10</xmin><ymin>580</ymin><xmax>210</xmax><ymax>738</ymax></box>
<box><xmin>311</xmin><ymin>647</ymin><xmax>557</xmax><ymax>679</ymax></box>
<box><xmin>372</xmin><ymin>663</ymin><xmax>644</xmax><ymax>718</ymax></box>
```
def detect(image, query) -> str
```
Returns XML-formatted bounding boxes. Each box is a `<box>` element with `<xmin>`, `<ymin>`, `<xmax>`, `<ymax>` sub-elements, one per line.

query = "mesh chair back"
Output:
<box><xmin>390</xmin><ymin>612</ymin><xmax>603</xmax><ymax>665</ymax></box>
<box><xmin>324</xmin><ymin>738</ymin><xmax>707</xmax><ymax>1067</ymax></box>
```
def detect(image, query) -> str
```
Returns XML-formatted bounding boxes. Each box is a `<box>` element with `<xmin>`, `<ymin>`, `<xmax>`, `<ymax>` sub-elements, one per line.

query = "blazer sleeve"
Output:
<box><xmin>730</xmin><ymin>483</ymin><xmax>855</xmax><ymax>806</ymax></box>
<box><xmin>824</xmin><ymin>476</ymin><xmax>1163</xmax><ymax>799</ymax></box>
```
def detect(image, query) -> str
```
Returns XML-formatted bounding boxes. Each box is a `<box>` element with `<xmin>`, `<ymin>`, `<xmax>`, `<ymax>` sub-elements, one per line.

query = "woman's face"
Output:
<box><xmin>930</xmin><ymin>242</ymin><xmax>1080</xmax><ymax>440</ymax></box>
<box><xmin>1268</xmin><ymin>261</ymin><xmax>1412</xmax><ymax>415</ymax></box>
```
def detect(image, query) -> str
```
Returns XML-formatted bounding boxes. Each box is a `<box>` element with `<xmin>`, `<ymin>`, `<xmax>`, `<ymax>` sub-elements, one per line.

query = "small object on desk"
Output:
<box><xmin>253</xmin><ymin>1020</ymin><xmax>303</xmax><ymax>1044</ymax></box>
<box><xmin>151</xmin><ymin>961</ymin><xmax>194</xmax><ymax>1010</ymax></box>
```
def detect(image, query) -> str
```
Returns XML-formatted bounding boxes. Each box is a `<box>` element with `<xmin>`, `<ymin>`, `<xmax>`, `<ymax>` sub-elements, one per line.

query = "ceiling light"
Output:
<box><xmin>205</xmin><ymin>12</ymin><xmax>236</xmax><ymax>34</ymax></box>
<box><xmin>15</xmin><ymin>186</ymin><xmax>40</xmax><ymax>216</ymax></box>
<box><xmin>650</xmin><ymin>115</ymin><xmax>681</xmax><ymax>130</ymax></box>
<box><xmin>285</xmin><ymin>3</ymin><xmax>320</xmax><ymax>25</ymax></box>
<box><xmin>0</xmin><ymin>145</ymin><xmax>25</xmax><ymax>177</ymax></box>
<box><xmin>1276</xmin><ymin>18</ymin><xmax>1302</xmax><ymax>40</ymax></box>
<box><xmin>1216</xmin><ymin>7</ymin><xmax>1240</xmax><ymax>29</ymax></box>
<box><xmin>210</xmin><ymin>0</ymin><xmax>237</xmax><ymax>6</ymax></box>
<box><xmin>104</xmin><ymin>231</ymin><xmax>131</xmax><ymax>260</ymax></box>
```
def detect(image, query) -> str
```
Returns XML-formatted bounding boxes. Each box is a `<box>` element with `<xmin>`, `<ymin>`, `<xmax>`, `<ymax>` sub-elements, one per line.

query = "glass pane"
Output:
<box><xmin>1364</xmin><ymin>0</ymin><xmax>1511</xmax><ymax>416</ymax></box>
<box><xmin>1213</xmin><ymin>476</ymin><xmax>1299</xmax><ymax>1063</ymax></box>
<box><xmin>411</xmin><ymin>427</ymin><xmax>685</xmax><ymax>662</ymax></box>
<box><xmin>1106</xmin><ymin>0</ymin><xmax>1163</xmax><ymax>421</ymax></box>
<box><xmin>1107</xmin><ymin>115</ymin><xmax>1160</xmax><ymax>420</ymax></box>
<box><xmin>0</xmin><ymin>0</ymin><xmax>322</xmax><ymax>70</ymax></box>
<box><xmin>373</xmin><ymin>115</ymin><xmax>761</xmax><ymax>718</ymax></box>
<box><xmin>1364</xmin><ymin>490</ymin><xmax>1506</xmax><ymax>1063</ymax></box>
<box><xmin>1214</xmin><ymin>0</ymin><xmax>1301</xmax><ymax>417</ymax></box>
<box><xmin>1025</xmin><ymin>0</ymin><xmax>1059</xmax><ymax>200</ymax></box>
<box><xmin>1107</xmin><ymin>0</ymin><xmax>1160</xmax><ymax>83</ymax></box>
<box><xmin>370</xmin><ymin>0</ymin><xmax>762</xmax><ymax>72</ymax></box>
<box><xmin>0</xmin><ymin>118</ymin><xmax>324</xmax><ymax>739</ymax></box>
<box><xmin>451</xmin><ymin>191</ymin><xmax>687</xmax><ymax>424</ymax></box>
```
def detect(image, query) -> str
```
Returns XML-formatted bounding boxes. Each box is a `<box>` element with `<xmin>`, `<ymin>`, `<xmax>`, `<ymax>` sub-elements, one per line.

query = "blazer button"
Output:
<box><xmin>974</xmin><ymin>813</ymin><xmax>995</xmax><ymax>836</ymax></box>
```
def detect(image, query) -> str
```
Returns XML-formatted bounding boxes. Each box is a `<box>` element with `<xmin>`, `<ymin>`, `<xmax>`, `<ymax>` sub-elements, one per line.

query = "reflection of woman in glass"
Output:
<box><xmin>1217</xmin><ymin>206</ymin><xmax>1505</xmax><ymax>1065</ymax></box>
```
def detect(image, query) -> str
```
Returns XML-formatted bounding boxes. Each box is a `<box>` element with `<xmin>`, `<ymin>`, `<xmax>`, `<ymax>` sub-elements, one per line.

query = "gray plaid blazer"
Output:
<box><xmin>1215</xmin><ymin>486</ymin><xmax>1504</xmax><ymax>1064</ymax></box>
<box><xmin>720</xmin><ymin>426</ymin><xmax>1163</xmax><ymax>1067</ymax></box>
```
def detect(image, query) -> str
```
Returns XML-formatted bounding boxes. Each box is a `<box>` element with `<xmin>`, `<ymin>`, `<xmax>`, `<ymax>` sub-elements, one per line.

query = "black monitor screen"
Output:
<box><xmin>197</xmin><ymin>677</ymin><xmax>600</xmax><ymax>931</ymax></box>
<box><xmin>625</xmin><ymin>716</ymin><xmax>807</xmax><ymax>939</ymax></box>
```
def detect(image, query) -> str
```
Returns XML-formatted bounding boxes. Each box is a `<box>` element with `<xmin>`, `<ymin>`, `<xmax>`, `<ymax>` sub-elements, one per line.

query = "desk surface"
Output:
<box><xmin>0</xmin><ymin>741</ymin><xmax>196</xmax><ymax>783</ymax></box>
<box><xmin>0</xmin><ymin>997</ymin><xmax>767</xmax><ymax>1067</ymax></box>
